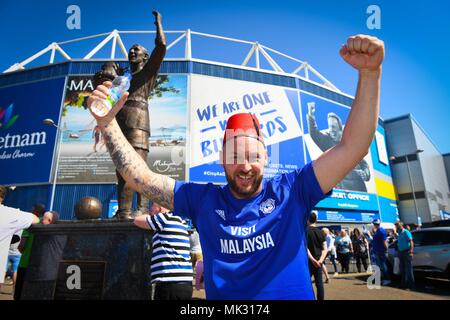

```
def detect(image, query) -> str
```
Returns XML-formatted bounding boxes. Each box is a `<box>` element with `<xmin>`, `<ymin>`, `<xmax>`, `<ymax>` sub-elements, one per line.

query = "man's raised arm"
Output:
<box><xmin>313</xmin><ymin>35</ymin><xmax>385</xmax><ymax>194</ymax></box>
<box><xmin>87</xmin><ymin>82</ymin><xmax>175</xmax><ymax>210</ymax></box>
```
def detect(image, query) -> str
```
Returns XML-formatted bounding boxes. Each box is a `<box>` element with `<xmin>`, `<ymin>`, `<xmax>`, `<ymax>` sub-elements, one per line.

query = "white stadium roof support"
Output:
<box><xmin>3</xmin><ymin>29</ymin><xmax>341</xmax><ymax>92</ymax></box>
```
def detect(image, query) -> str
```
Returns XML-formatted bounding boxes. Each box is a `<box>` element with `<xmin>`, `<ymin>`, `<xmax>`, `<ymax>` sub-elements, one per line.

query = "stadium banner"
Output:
<box><xmin>300</xmin><ymin>91</ymin><xmax>379</xmax><ymax>212</ymax></box>
<box><xmin>370</xmin><ymin>125</ymin><xmax>393</xmax><ymax>178</ymax></box>
<box><xmin>189</xmin><ymin>74</ymin><xmax>305</xmax><ymax>183</ymax></box>
<box><xmin>378</xmin><ymin>195</ymin><xmax>399</xmax><ymax>223</ymax></box>
<box><xmin>0</xmin><ymin>78</ymin><xmax>65</xmax><ymax>185</ymax></box>
<box><xmin>57</xmin><ymin>74</ymin><xmax>188</xmax><ymax>183</ymax></box>
<box><xmin>315</xmin><ymin>189</ymin><xmax>379</xmax><ymax>212</ymax></box>
<box><xmin>317</xmin><ymin>210</ymin><xmax>380</xmax><ymax>223</ymax></box>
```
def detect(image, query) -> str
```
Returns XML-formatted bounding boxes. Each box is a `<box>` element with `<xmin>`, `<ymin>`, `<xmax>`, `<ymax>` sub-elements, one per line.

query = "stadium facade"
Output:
<box><xmin>0</xmin><ymin>30</ymin><xmax>399</xmax><ymax>229</ymax></box>
<box><xmin>384</xmin><ymin>114</ymin><xmax>450</xmax><ymax>225</ymax></box>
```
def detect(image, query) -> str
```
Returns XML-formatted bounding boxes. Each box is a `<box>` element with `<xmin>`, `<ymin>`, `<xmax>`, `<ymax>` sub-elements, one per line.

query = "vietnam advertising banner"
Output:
<box><xmin>300</xmin><ymin>91</ymin><xmax>379</xmax><ymax>214</ymax></box>
<box><xmin>189</xmin><ymin>74</ymin><xmax>305</xmax><ymax>183</ymax></box>
<box><xmin>0</xmin><ymin>78</ymin><xmax>65</xmax><ymax>185</ymax></box>
<box><xmin>57</xmin><ymin>74</ymin><xmax>187</xmax><ymax>183</ymax></box>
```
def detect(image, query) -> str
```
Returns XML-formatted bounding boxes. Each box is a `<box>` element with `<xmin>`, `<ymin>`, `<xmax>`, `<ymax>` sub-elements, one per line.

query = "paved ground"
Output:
<box><xmin>316</xmin><ymin>273</ymin><xmax>450</xmax><ymax>300</ymax></box>
<box><xmin>2</xmin><ymin>273</ymin><xmax>449</xmax><ymax>300</ymax></box>
<box><xmin>0</xmin><ymin>281</ymin><xmax>13</xmax><ymax>300</ymax></box>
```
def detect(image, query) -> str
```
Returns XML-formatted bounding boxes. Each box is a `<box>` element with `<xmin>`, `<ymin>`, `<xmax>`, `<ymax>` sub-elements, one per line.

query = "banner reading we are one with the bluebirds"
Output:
<box><xmin>189</xmin><ymin>74</ymin><xmax>305</xmax><ymax>183</ymax></box>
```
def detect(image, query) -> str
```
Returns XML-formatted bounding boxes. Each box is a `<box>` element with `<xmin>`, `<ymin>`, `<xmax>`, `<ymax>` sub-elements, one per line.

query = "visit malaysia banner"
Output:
<box><xmin>58</xmin><ymin>74</ymin><xmax>188</xmax><ymax>183</ymax></box>
<box><xmin>189</xmin><ymin>74</ymin><xmax>305</xmax><ymax>183</ymax></box>
<box><xmin>0</xmin><ymin>78</ymin><xmax>65</xmax><ymax>185</ymax></box>
<box><xmin>300</xmin><ymin>91</ymin><xmax>379</xmax><ymax>212</ymax></box>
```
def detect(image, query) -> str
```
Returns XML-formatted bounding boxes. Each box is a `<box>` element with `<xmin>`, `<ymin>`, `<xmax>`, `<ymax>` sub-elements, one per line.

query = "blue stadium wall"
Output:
<box><xmin>0</xmin><ymin>60</ymin><xmax>398</xmax><ymax>223</ymax></box>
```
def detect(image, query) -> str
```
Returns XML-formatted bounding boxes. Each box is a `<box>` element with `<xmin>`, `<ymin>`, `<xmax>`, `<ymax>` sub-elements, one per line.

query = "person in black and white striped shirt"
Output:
<box><xmin>134</xmin><ymin>202</ymin><xmax>193</xmax><ymax>300</ymax></box>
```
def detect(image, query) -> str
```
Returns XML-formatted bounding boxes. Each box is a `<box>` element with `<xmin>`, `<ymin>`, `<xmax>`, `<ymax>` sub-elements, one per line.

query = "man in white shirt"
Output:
<box><xmin>0</xmin><ymin>188</ymin><xmax>39</xmax><ymax>292</ymax></box>
<box><xmin>0</xmin><ymin>205</ymin><xmax>39</xmax><ymax>243</ymax></box>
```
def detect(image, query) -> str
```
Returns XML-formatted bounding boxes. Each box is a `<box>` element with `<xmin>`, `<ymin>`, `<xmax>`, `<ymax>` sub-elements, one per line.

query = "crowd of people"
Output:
<box><xmin>307</xmin><ymin>216</ymin><xmax>416</xmax><ymax>300</ymax></box>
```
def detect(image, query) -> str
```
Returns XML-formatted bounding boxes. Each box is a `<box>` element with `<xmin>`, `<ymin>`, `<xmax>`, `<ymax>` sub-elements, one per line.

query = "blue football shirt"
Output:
<box><xmin>397</xmin><ymin>229</ymin><xmax>413</xmax><ymax>252</ymax></box>
<box><xmin>173</xmin><ymin>162</ymin><xmax>330</xmax><ymax>300</ymax></box>
<box><xmin>372</xmin><ymin>227</ymin><xmax>388</xmax><ymax>254</ymax></box>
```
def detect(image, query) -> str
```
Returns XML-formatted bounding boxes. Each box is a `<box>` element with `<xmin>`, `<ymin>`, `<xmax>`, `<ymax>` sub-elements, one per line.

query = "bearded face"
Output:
<box><xmin>222</xmin><ymin>136</ymin><xmax>267</xmax><ymax>199</ymax></box>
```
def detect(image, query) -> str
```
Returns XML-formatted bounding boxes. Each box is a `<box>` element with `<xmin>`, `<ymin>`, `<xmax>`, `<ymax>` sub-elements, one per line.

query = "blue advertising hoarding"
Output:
<box><xmin>317</xmin><ymin>210</ymin><xmax>380</xmax><ymax>223</ymax></box>
<box><xmin>378</xmin><ymin>196</ymin><xmax>399</xmax><ymax>223</ymax></box>
<box><xmin>0</xmin><ymin>78</ymin><xmax>65</xmax><ymax>185</ymax></box>
<box><xmin>315</xmin><ymin>189</ymin><xmax>379</xmax><ymax>212</ymax></box>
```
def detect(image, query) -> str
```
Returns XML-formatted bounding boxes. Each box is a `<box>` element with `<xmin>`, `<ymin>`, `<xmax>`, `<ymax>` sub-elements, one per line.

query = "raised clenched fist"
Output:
<box><xmin>340</xmin><ymin>35</ymin><xmax>385</xmax><ymax>73</ymax></box>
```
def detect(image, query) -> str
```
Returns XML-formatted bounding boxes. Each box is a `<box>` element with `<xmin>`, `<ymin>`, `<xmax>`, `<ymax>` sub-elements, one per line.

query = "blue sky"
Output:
<box><xmin>0</xmin><ymin>0</ymin><xmax>449</xmax><ymax>152</ymax></box>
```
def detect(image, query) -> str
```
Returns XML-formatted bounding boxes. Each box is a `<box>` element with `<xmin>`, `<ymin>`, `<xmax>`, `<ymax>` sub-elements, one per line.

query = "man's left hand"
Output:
<box><xmin>340</xmin><ymin>35</ymin><xmax>385</xmax><ymax>73</ymax></box>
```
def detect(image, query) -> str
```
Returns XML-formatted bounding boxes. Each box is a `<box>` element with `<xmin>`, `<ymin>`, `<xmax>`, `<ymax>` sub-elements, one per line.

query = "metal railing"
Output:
<box><xmin>3</xmin><ymin>29</ymin><xmax>341</xmax><ymax>92</ymax></box>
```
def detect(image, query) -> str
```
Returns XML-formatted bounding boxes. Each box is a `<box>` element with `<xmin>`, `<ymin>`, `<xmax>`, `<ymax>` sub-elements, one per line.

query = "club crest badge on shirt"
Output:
<box><xmin>260</xmin><ymin>198</ymin><xmax>276</xmax><ymax>215</ymax></box>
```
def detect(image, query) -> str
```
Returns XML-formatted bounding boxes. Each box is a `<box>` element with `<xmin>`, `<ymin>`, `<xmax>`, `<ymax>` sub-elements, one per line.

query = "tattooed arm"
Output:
<box><xmin>313</xmin><ymin>35</ymin><xmax>384</xmax><ymax>194</ymax></box>
<box><xmin>87</xmin><ymin>82</ymin><xmax>175</xmax><ymax>210</ymax></box>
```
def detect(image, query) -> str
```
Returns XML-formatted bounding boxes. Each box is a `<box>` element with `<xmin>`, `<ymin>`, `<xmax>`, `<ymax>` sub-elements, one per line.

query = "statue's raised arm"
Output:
<box><xmin>142</xmin><ymin>11</ymin><xmax>166</xmax><ymax>75</ymax></box>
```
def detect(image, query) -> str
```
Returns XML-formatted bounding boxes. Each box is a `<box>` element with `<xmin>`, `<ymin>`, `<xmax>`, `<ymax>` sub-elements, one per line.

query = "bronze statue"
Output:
<box><xmin>93</xmin><ymin>11</ymin><xmax>166</xmax><ymax>219</ymax></box>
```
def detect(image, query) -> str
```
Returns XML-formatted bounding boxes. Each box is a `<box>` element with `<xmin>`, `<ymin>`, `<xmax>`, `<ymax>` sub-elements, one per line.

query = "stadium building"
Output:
<box><xmin>384</xmin><ymin>114</ymin><xmax>450</xmax><ymax>225</ymax></box>
<box><xmin>0</xmin><ymin>29</ymin><xmax>399</xmax><ymax>229</ymax></box>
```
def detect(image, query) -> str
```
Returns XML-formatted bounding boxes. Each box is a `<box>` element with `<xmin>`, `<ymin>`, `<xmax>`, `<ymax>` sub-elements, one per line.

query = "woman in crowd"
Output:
<box><xmin>322</xmin><ymin>228</ymin><xmax>338</xmax><ymax>278</ymax></box>
<box><xmin>336</xmin><ymin>230</ymin><xmax>353</xmax><ymax>273</ymax></box>
<box><xmin>351</xmin><ymin>228</ymin><xmax>369</xmax><ymax>273</ymax></box>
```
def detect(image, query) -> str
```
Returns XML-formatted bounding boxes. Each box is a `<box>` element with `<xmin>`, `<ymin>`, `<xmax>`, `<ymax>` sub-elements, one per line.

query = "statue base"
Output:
<box><xmin>21</xmin><ymin>220</ymin><xmax>154</xmax><ymax>300</ymax></box>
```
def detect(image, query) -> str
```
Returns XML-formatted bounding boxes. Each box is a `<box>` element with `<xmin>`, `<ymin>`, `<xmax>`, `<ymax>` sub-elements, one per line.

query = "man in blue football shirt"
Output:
<box><xmin>372</xmin><ymin>218</ymin><xmax>391</xmax><ymax>286</ymax></box>
<box><xmin>87</xmin><ymin>35</ymin><xmax>385</xmax><ymax>299</ymax></box>
<box><xmin>395</xmin><ymin>221</ymin><xmax>415</xmax><ymax>290</ymax></box>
